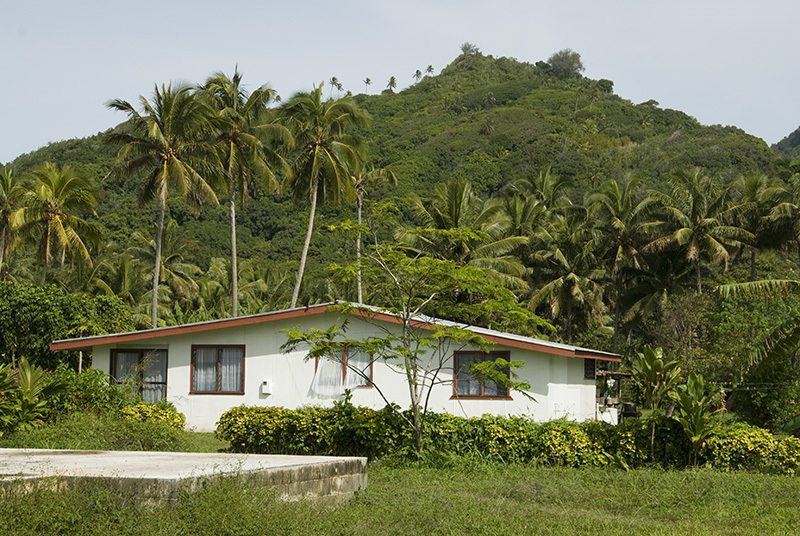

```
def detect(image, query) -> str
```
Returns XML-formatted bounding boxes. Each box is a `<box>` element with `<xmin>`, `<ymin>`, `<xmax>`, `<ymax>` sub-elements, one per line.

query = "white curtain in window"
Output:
<box><xmin>456</xmin><ymin>352</ymin><xmax>482</xmax><ymax>396</ymax></box>
<box><xmin>142</xmin><ymin>350</ymin><xmax>167</xmax><ymax>403</ymax></box>
<box><xmin>194</xmin><ymin>347</ymin><xmax>218</xmax><ymax>391</ymax></box>
<box><xmin>311</xmin><ymin>358</ymin><xmax>344</xmax><ymax>397</ymax></box>
<box><xmin>220</xmin><ymin>347</ymin><xmax>243</xmax><ymax>392</ymax></box>
<box><xmin>345</xmin><ymin>348</ymin><xmax>371</xmax><ymax>388</ymax></box>
<box><xmin>114</xmin><ymin>352</ymin><xmax>139</xmax><ymax>381</ymax></box>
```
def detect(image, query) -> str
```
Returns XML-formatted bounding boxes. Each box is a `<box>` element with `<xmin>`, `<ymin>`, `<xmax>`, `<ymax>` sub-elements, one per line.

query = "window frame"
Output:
<box><xmin>190</xmin><ymin>344</ymin><xmax>246</xmax><ymax>395</ymax></box>
<box><xmin>314</xmin><ymin>345</ymin><xmax>374</xmax><ymax>388</ymax></box>
<box><xmin>110</xmin><ymin>348</ymin><xmax>168</xmax><ymax>402</ymax></box>
<box><xmin>452</xmin><ymin>350</ymin><xmax>512</xmax><ymax>400</ymax></box>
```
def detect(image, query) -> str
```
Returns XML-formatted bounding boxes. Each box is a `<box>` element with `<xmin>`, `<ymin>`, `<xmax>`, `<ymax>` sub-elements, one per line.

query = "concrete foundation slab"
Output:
<box><xmin>0</xmin><ymin>449</ymin><xmax>367</xmax><ymax>503</ymax></box>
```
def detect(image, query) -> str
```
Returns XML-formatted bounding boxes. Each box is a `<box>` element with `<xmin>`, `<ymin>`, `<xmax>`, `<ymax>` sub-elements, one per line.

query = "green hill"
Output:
<box><xmin>5</xmin><ymin>51</ymin><xmax>782</xmax><ymax>280</ymax></box>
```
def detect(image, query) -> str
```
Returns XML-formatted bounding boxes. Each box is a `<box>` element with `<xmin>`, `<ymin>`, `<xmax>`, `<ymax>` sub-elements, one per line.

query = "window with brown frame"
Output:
<box><xmin>191</xmin><ymin>345</ymin><xmax>245</xmax><ymax>394</ymax></box>
<box><xmin>110</xmin><ymin>349</ymin><xmax>168</xmax><ymax>403</ymax></box>
<box><xmin>453</xmin><ymin>350</ymin><xmax>511</xmax><ymax>399</ymax></box>
<box><xmin>312</xmin><ymin>346</ymin><xmax>373</xmax><ymax>396</ymax></box>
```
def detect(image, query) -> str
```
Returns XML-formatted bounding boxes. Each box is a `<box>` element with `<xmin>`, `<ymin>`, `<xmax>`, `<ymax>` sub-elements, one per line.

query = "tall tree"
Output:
<box><xmin>281</xmin><ymin>83</ymin><xmax>367</xmax><ymax>308</ymax></box>
<box><xmin>547</xmin><ymin>48</ymin><xmax>585</xmax><ymax>80</ymax></box>
<box><xmin>587</xmin><ymin>176</ymin><xmax>653</xmax><ymax>351</ymax></box>
<box><xmin>15</xmin><ymin>163</ymin><xmax>100</xmax><ymax>285</ymax></box>
<box><xmin>363</xmin><ymin>77</ymin><xmax>371</xmax><ymax>93</ymax></box>
<box><xmin>397</xmin><ymin>179</ymin><xmax>529</xmax><ymax>290</ymax></box>
<box><xmin>729</xmin><ymin>174</ymin><xmax>783</xmax><ymax>281</ymax></box>
<box><xmin>386</xmin><ymin>76</ymin><xmax>397</xmax><ymax>92</ymax></box>
<box><xmin>106</xmin><ymin>83</ymin><xmax>219</xmax><ymax>327</ymax></box>
<box><xmin>0</xmin><ymin>166</ymin><xmax>24</xmax><ymax>276</ymax></box>
<box><xmin>529</xmin><ymin>209</ymin><xmax>605</xmax><ymax>344</ymax></box>
<box><xmin>352</xmin><ymin>162</ymin><xmax>396</xmax><ymax>303</ymax></box>
<box><xmin>426</xmin><ymin>65</ymin><xmax>434</xmax><ymax>76</ymax></box>
<box><xmin>646</xmin><ymin>169</ymin><xmax>751</xmax><ymax>295</ymax></box>
<box><xmin>413</xmin><ymin>70</ymin><xmax>423</xmax><ymax>83</ymax></box>
<box><xmin>198</xmin><ymin>69</ymin><xmax>289</xmax><ymax>317</ymax></box>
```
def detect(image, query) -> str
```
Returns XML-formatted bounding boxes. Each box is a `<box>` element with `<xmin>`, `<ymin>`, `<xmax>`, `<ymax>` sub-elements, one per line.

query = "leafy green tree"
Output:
<box><xmin>0</xmin><ymin>165</ymin><xmax>24</xmax><ymax>277</ymax></box>
<box><xmin>630</xmin><ymin>345</ymin><xmax>683</xmax><ymax>461</ymax></box>
<box><xmin>0</xmin><ymin>282</ymin><xmax>134</xmax><ymax>369</ymax></box>
<box><xmin>547</xmin><ymin>48</ymin><xmax>585</xmax><ymax>80</ymax></box>
<box><xmin>15</xmin><ymin>163</ymin><xmax>100</xmax><ymax>284</ymax></box>
<box><xmin>282</xmin><ymin>242</ymin><xmax>546</xmax><ymax>452</ymax></box>
<box><xmin>280</xmin><ymin>83</ymin><xmax>367</xmax><ymax>308</ymax></box>
<box><xmin>198</xmin><ymin>69</ymin><xmax>289</xmax><ymax>317</ymax></box>
<box><xmin>106</xmin><ymin>83</ymin><xmax>219</xmax><ymax>327</ymax></box>
<box><xmin>646</xmin><ymin>169</ymin><xmax>752</xmax><ymax>295</ymax></box>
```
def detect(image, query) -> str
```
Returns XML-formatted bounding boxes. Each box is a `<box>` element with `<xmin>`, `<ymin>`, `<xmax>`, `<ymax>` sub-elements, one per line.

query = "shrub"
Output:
<box><xmin>45</xmin><ymin>365</ymin><xmax>134</xmax><ymax>420</ymax></box>
<box><xmin>705</xmin><ymin>423</ymin><xmax>776</xmax><ymax>471</ymax></box>
<box><xmin>535</xmin><ymin>420</ymin><xmax>603</xmax><ymax>467</ymax></box>
<box><xmin>120</xmin><ymin>401</ymin><xmax>186</xmax><ymax>431</ymax></box>
<box><xmin>0</xmin><ymin>412</ymin><xmax>191</xmax><ymax>451</ymax></box>
<box><xmin>770</xmin><ymin>436</ymin><xmax>800</xmax><ymax>475</ymax></box>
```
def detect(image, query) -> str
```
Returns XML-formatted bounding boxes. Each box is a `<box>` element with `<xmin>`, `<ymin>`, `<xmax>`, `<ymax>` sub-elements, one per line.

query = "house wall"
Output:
<box><xmin>91</xmin><ymin>312</ymin><xmax>597</xmax><ymax>432</ymax></box>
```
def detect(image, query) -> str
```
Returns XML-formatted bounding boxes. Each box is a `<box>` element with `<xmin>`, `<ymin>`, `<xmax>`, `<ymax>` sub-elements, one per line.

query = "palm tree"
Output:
<box><xmin>386</xmin><ymin>76</ymin><xmax>397</xmax><ymax>92</ymax></box>
<box><xmin>106</xmin><ymin>83</ymin><xmax>219</xmax><ymax>327</ymax></box>
<box><xmin>15</xmin><ymin>162</ymin><xmax>100</xmax><ymax>284</ymax></box>
<box><xmin>329</xmin><ymin>76</ymin><xmax>342</xmax><ymax>97</ymax></box>
<box><xmin>587</xmin><ymin>176</ymin><xmax>654</xmax><ymax>351</ymax></box>
<box><xmin>129</xmin><ymin>220</ymin><xmax>202</xmax><ymax>304</ymax></box>
<box><xmin>198</xmin><ymin>69</ymin><xmax>289</xmax><ymax>317</ymax></box>
<box><xmin>768</xmin><ymin>171</ymin><xmax>800</xmax><ymax>264</ymax></box>
<box><xmin>730</xmin><ymin>174</ymin><xmax>783</xmax><ymax>281</ymax></box>
<box><xmin>352</xmin><ymin>162</ymin><xmax>396</xmax><ymax>302</ymax></box>
<box><xmin>0</xmin><ymin>165</ymin><xmax>24</xmax><ymax>276</ymax></box>
<box><xmin>396</xmin><ymin>179</ymin><xmax>528</xmax><ymax>290</ymax></box>
<box><xmin>646</xmin><ymin>169</ymin><xmax>752</xmax><ymax>295</ymax></box>
<box><xmin>426</xmin><ymin>65</ymin><xmax>434</xmax><ymax>76</ymax></box>
<box><xmin>510</xmin><ymin>166</ymin><xmax>573</xmax><ymax>212</ymax></box>
<box><xmin>363</xmin><ymin>77</ymin><xmax>371</xmax><ymax>93</ymax></box>
<box><xmin>529</xmin><ymin>209</ymin><xmax>605</xmax><ymax>344</ymax></box>
<box><xmin>280</xmin><ymin>83</ymin><xmax>368</xmax><ymax>308</ymax></box>
<box><xmin>413</xmin><ymin>70</ymin><xmax>423</xmax><ymax>83</ymax></box>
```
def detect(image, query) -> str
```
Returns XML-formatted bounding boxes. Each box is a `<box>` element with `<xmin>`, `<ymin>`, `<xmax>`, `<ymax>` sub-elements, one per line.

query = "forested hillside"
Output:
<box><xmin>3</xmin><ymin>47</ymin><xmax>800</xmax><ymax>431</ymax></box>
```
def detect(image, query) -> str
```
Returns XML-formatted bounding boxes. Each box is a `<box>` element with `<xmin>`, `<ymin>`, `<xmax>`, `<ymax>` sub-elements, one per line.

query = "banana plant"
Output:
<box><xmin>670</xmin><ymin>371</ymin><xmax>725</xmax><ymax>466</ymax></box>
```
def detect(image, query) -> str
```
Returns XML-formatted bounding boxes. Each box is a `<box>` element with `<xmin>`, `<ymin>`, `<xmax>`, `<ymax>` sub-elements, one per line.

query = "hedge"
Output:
<box><xmin>215</xmin><ymin>401</ymin><xmax>800</xmax><ymax>474</ymax></box>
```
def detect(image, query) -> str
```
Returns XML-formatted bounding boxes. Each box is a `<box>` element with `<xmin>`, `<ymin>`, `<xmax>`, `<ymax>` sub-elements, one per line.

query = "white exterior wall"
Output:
<box><xmin>91</xmin><ymin>312</ymin><xmax>597</xmax><ymax>432</ymax></box>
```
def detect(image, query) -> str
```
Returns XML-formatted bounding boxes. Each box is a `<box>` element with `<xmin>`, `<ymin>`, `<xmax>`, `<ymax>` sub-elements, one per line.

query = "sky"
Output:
<box><xmin>2</xmin><ymin>0</ymin><xmax>799</xmax><ymax>164</ymax></box>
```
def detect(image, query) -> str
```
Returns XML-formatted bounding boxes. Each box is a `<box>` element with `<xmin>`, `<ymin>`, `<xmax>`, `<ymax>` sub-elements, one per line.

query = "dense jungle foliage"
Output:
<box><xmin>3</xmin><ymin>47</ymin><xmax>800</xmax><ymax>432</ymax></box>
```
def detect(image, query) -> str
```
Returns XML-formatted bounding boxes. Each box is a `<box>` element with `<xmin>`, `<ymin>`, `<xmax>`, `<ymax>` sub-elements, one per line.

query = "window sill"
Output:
<box><xmin>190</xmin><ymin>391</ymin><xmax>245</xmax><ymax>395</ymax></box>
<box><xmin>450</xmin><ymin>395</ymin><xmax>512</xmax><ymax>400</ymax></box>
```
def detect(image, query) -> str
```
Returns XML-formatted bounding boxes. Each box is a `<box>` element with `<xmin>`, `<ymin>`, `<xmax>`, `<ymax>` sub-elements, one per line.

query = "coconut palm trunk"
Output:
<box><xmin>291</xmin><ymin>181</ymin><xmax>319</xmax><ymax>308</ymax></box>
<box><xmin>152</xmin><ymin>193</ymin><xmax>166</xmax><ymax>328</ymax></box>
<box><xmin>356</xmin><ymin>193</ymin><xmax>364</xmax><ymax>303</ymax></box>
<box><xmin>229</xmin><ymin>157</ymin><xmax>239</xmax><ymax>317</ymax></box>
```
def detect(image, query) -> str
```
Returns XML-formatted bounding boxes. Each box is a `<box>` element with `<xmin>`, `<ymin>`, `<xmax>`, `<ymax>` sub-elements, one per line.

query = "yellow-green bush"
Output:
<box><xmin>705</xmin><ymin>423</ymin><xmax>776</xmax><ymax>470</ymax></box>
<box><xmin>120</xmin><ymin>402</ymin><xmax>186</xmax><ymax>431</ymax></box>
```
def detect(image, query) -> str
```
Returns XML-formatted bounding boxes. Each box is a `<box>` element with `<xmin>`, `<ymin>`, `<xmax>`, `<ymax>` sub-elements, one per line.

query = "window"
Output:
<box><xmin>310</xmin><ymin>346</ymin><xmax>373</xmax><ymax>396</ymax></box>
<box><xmin>110</xmin><ymin>349</ymin><xmax>167</xmax><ymax>403</ymax></box>
<box><xmin>191</xmin><ymin>345</ymin><xmax>245</xmax><ymax>394</ymax></box>
<box><xmin>584</xmin><ymin>358</ymin><xmax>596</xmax><ymax>380</ymax></box>
<box><xmin>453</xmin><ymin>351</ymin><xmax>511</xmax><ymax>399</ymax></box>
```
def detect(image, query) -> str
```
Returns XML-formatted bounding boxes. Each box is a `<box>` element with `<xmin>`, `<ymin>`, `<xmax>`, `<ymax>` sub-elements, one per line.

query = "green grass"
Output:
<box><xmin>1</xmin><ymin>458</ymin><xmax>799</xmax><ymax>535</ymax></box>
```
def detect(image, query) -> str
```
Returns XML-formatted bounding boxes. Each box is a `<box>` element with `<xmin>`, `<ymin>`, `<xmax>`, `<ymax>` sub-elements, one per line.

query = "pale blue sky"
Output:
<box><xmin>2</xmin><ymin>0</ymin><xmax>798</xmax><ymax>163</ymax></box>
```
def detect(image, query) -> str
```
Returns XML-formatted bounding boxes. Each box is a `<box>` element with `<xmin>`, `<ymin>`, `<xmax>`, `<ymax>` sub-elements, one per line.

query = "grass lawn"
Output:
<box><xmin>1</xmin><ymin>458</ymin><xmax>798</xmax><ymax>535</ymax></box>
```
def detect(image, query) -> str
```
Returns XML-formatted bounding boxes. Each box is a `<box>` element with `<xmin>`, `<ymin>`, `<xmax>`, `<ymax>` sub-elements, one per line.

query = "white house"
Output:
<box><xmin>50</xmin><ymin>303</ymin><xmax>620</xmax><ymax>432</ymax></box>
